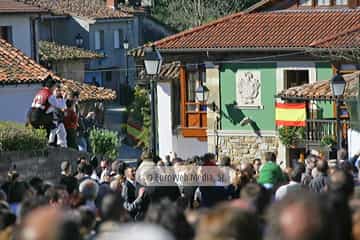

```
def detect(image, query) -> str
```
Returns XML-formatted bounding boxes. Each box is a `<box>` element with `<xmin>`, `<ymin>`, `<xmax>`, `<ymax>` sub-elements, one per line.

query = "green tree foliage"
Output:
<box><xmin>89</xmin><ymin>128</ymin><xmax>119</xmax><ymax>160</ymax></box>
<box><xmin>278</xmin><ymin>126</ymin><xmax>305</xmax><ymax>147</ymax></box>
<box><xmin>0</xmin><ymin>122</ymin><xmax>47</xmax><ymax>152</ymax></box>
<box><xmin>128</xmin><ymin>86</ymin><xmax>151</xmax><ymax>149</ymax></box>
<box><xmin>152</xmin><ymin>0</ymin><xmax>259</xmax><ymax>31</ymax></box>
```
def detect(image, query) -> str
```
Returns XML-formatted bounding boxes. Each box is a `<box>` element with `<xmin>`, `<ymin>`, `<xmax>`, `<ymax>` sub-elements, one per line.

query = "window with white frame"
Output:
<box><xmin>95</xmin><ymin>30</ymin><xmax>104</xmax><ymax>50</ymax></box>
<box><xmin>299</xmin><ymin>0</ymin><xmax>312</xmax><ymax>6</ymax></box>
<box><xmin>335</xmin><ymin>0</ymin><xmax>348</xmax><ymax>5</ymax></box>
<box><xmin>113</xmin><ymin>29</ymin><xmax>123</xmax><ymax>49</ymax></box>
<box><xmin>317</xmin><ymin>0</ymin><xmax>330</xmax><ymax>6</ymax></box>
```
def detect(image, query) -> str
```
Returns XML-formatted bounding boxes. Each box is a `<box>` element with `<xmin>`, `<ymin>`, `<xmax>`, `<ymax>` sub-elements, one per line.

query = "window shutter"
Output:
<box><xmin>95</xmin><ymin>31</ymin><xmax>100</xmax><ymax>50</ymax></box>
<box><xmin>118</xmin><ymin>29</ymin><xmax>124</xmax><ymax>48</ymax></box>
<box><xmin>100</xmin><ymin>31</ymin><xmax>104</xmax><ymax>50</ymax></box>
<box><xmin>114</xmin><ymin>30</ymin><xmax>120</xmax><ymax>48</ymax></box>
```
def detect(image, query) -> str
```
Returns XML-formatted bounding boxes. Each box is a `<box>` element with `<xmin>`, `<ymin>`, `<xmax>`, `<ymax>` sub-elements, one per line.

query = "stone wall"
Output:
<box><xmin>0</xmin><ymin>147</ymin><xmax>89</xmax><ymax>183</ymax></box>
<box><xmin>218</xmin><ymin>135</ymin><xmax>279</xmax><ymax>164</ymax></box>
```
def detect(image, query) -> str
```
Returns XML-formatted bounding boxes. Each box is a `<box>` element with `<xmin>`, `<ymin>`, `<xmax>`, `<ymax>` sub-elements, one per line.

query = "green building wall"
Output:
<box><xmin>220</xmin><ymin>63</ymin><xmax>277</xmax><ymax>132</ymax></box>
<box><xmin>316</xmin><ymin>63</ymin><xmax>334</xmax><ymax>119</ymax></box>
<box><xmin>220</xmin><ymin>62</ymin><xmax>333</xmax><ymax>132</ymax></box>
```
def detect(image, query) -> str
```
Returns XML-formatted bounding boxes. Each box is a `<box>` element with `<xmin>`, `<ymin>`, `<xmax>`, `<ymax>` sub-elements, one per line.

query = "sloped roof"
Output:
<box><xmin>152</xmin><ymin>9</ymin><xmax>360</xmax><ymax>50</ymax></box>
<box><xmin>17</xmin><ymin>0</ymin><xmax>140</xmax><ymax>19</ymax></box>
<box><xmin>278</xmin><ymin>71</ymin><xmax>360</xmax><ymax>100</ymax></box>
<box><xmin>138</xmin><ymin>61</ymin><xmax>180</xmax><ymax>82</ymax></box>
<box><xmin>39</xmin><ymin>41</ymin><xmax>103</xmax><ymax>62</ymax></box>
<box><xmin>0</xmin><ymin>39</ymin><xmax>115</xmax><ymax>101</ymax></box>
<box><xmin>0</xmin><ymin>0</ymin><xmax>47</xmax><ymax>13</ymax></box>
<box><xmin>310</xmin><ymin>24</ymin><xmax>360</xmax><ymax>48</ymax></box>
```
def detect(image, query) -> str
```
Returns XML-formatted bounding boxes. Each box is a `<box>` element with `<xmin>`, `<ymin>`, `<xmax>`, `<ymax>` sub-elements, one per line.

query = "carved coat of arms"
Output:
<box><xmin>236</xmin><ymin>71</ymin><xmax>261</xmax><ymax>107</ymax></box>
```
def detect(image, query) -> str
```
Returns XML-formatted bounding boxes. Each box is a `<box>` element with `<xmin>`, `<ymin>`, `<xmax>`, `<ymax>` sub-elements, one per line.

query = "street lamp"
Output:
<box><xmin>123</xmin><ymin>38</ymin><xmax>129</xmax><ymax>105</ymax></box>
<box><xmin>144</xmin><ymin>46</ymin><xmax>162</xmax><ymax>160</ymax></box>
<box><xmin>195</xmin><ymin>85</ymin><xmax>209</xmax><ymax>102</ymax></box>
<box><xmin>75</xmin><ymin>33</ymin><xmax>83</xmax><ymax>48</ymax></box>
<box><xmin>330</xmin><ymin>71</ymin><xmax>346</xmax><ymax>152</ymax></box>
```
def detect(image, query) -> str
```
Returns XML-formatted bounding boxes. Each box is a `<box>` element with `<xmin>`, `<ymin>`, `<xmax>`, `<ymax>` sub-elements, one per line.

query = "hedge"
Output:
<box><xmin>0</xmin><ymin>122</ymin><xmax>47</xmax><ymax>152</ymax></box>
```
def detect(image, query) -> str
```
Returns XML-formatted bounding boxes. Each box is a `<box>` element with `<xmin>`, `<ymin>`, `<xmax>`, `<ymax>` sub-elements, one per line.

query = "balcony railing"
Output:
<box><xmin>181</xmin><ymin>102</ymin><xmax>207</xmax><ymax>139</ymax></box>
<box><xmin>304</xmin><ymin>119</ymin><xmax>349</xmax><ymax>144</ymax></box>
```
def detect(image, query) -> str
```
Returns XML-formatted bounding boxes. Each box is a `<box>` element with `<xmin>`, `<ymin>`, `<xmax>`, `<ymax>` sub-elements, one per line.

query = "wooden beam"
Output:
<box><xmin>179</xmin><ymin>65</ymin><xmax>187</xmax><ymax>129</ymax></box>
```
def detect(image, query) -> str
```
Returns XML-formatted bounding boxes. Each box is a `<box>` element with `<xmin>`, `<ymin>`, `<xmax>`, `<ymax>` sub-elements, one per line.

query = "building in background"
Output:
<box><xmin>19</xmin><ymin>0</ymin><xmax>174</xmax><ymax>104</ymax></box>
<box><xmin>0</xmin><ymin>0</ymin><xmax>48</xmax><ymax>59</ymax></box>
<box><xmin>135</xmin><ymin>0</ymin><xmax>360</xmax><ymax>162</ymax></box>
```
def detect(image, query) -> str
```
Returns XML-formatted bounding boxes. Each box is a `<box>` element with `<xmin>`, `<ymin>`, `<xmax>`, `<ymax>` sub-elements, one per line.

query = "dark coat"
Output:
<box><xmin>198</xmin><ymin>186</ymin><xmax>228</xmax><ymax>208</ymax></box>
<box><xmin>122</xmin><ymin>180</ymin><xmax>146</xmax><ymax>220</ymax></box>
<box><xmin>309</xmin><ymin>174</ymin><xmax>328</xmax><ymax>193</ymax></box>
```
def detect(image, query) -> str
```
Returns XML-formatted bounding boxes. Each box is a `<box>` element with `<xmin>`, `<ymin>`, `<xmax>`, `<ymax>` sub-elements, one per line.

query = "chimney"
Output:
<box><xmin>106</xmin><ymin>0</ymin><xmax>119</xmax><ymax>9</ymax></box>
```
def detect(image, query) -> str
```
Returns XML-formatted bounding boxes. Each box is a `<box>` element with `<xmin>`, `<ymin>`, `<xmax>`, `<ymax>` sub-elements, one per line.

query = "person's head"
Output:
<box><xmin>240</xmin><ymin>162</ymin><xmax>255</xmax><ymax>179</ymax></box>
<box><xmin>78</xmin><ymin>206</ymin><xmax>96</xmax><ymax>236</ymax></box>
<box><xmin>77</xmin><ymin>156</ymin><xmax>87</xmax><ymax>165</ymax></box>
<box><xmin>101</xmin><ymin>192</ymin><xmax>129</xmax><ymax>222</ymax></box>
<box><xmin>145</xmin><ymin>198</ymin><xmax>194</xmax><ymax>240</ymax></box>
<box><xmin>241</xmin><ymin>183</ymin><xmax>271</xmax><ymax>216</ymax></box>
<box><xmin>43</xmin><ymin>75</ymin><xmax>57</xmax><ymax>90</ymax></box>
<box><xmin>20</xmin><ymin>207</ymin><xmax>80</xmax><ymax>240</ymax></box>
<box><xmin>265</xmin><ymin>191</ymin><xmax>331</xmax><ymax>240</ymax></box>
<box><xmin>195</xmin><ymin>205</ymin><xmax>261</xmax><ymax>240</ymax></box>
<box><xmin>69</xmin><ymin>91</ymin><xmax>80</xmax><ymax>104</ymax></box>
<box><xmin>78</xmin><ymin>180</ymin><xmax>98</xmax><ymax>201</ymax></box>
<box><xmin>328</xmin><ymin>169</ymin><xmax>354</xmax><ymax>199</ymax></box>
<box><xmin>53</xmin><ymin>84</ymin><xmax>62</xmax><ymax>98</ymax></box>
<box><xmin>89</xmin><ymin>156</ymin><xmax>98</xmax><ymax>170</ymax></box>
<box><xmin>77</xmin><ymin>162</ymin><xmax>86</xmax><ymax>175</ymax></box>
<box><xmin>219</xmin><ymin>156</ymin><xmax>231</xmax><ymax>167</ymax></box>
<box><xmin>100</xmin><ymin>159</ymin><xmax>108</xmax><ymax>169</ymax></box>
<box><xmin>83</xmin><ymin>164</ymin><xmax>93</xmax><ymax>176</ymax></box>
<box><xmin>264</xmin><ymin>152</ymin><xmax>276</xmax><ymax>163</ymax></box>
<box><xmin>290</xmin><ymin>165</ymin><xmax>305</xmax><ymax>183</ymax></box>
<box><xmin>316</xmin><ymin>159</ymin><xmax>329</xmax><ymax>175</ymax></box>
<box><xmin>337</xmin><ymin>148</ymin><xmax>347</xmax><ymax>161</ymax></box>
<box><xmin>65</xmin><ymin>99</ymin><xmax>74</xmax><ymax>109</ymax></box>
<box><xmin>116</xmin><ymin>161</ymin><xmax>127</xmax><ymax>176</ymax></box>
<box><xmin>61</xmin><ymin>161</ymin><xmax>71</xmax><ymax>176</ymax></box>
<box><xmin>125</xmin><ymin>167</ymin><xmax>136</xmax><ymax>181</ymax></box>
<box><xmin>19</xmin><ymin>196</ymin><xmax>49</xmax><ymax>222</ymax></box>
<box><xmin>253</xmin><ymin>158</ymin><xmax>262</xmax><ymax>172</ymax></box>
<box><xmin>202</xmin><ymin>153</ymin><xmax>216</xmax><ymax>165</ymax></box>
<box><xmin>45</xmin><ymin>185</ymin><xmax>70</xmax><ymax>208</ymax></box>
<box><xmin>29</xmin><ymin>177</ymin><xmax>45</xmax><ymax>196</ymax></box>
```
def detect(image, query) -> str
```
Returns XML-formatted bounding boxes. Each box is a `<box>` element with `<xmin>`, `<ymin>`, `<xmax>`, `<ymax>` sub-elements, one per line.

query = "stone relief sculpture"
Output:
<box><xmin>236</xmin><ymin>71</ymin><xmax>261</xmax><ymax>107</ymax></box>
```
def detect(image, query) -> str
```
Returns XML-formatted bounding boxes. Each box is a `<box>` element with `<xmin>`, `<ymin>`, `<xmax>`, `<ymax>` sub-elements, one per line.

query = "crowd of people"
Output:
<box><xmin>28</xmin><ymin>76</ymin><xmax>100</xmax><ymax>150</ymax></box>
<box><xmin>1</xmin><ymin>149</ymin><xmax>360</xmax><ymax>240</ymax></box>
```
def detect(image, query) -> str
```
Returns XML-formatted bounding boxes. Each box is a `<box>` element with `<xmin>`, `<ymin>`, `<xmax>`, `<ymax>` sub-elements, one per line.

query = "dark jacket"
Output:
<box><xmin>198</xmin><ymin>186</ymin><xmax>228</xmax><ymax>208</ymax></box>
<box><xmin>309</xmin><ymin>174</ymin><xmax>328</xmax><ymax>193</ymax></box>
<box><xmin>145</xmin><ymin>185</ymin><xmax>181</xmax><ymax>204</ymax></box>
<box><xmin>121</xmin><ymin>180</ymin><xmax>145</xmax><ymax>220</ymax></box>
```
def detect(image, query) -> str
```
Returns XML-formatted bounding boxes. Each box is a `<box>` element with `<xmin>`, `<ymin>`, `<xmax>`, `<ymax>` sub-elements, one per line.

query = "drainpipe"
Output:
<box><xmin>31</xmin><ymin>15</ymin><xmax>41</xmax><ymax>62</ymax></box>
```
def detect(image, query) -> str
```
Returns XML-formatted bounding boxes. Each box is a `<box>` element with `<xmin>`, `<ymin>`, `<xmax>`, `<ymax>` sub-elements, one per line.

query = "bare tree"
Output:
<box><xmin>152</xmin><ymin>0</ymin><xmax>258</xmax><ymax>31</ymax></box>
<box><xmin>306</xmin><ymin>48</ymin><xmax>360</xmax><ymax>64</ymax></box>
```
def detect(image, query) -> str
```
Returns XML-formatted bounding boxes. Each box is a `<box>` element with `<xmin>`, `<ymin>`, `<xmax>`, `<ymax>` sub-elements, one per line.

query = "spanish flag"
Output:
<box><xmin>275</xmin><ymin>103</ymin><xmax>306</xmax><ymax>127</ymax></box>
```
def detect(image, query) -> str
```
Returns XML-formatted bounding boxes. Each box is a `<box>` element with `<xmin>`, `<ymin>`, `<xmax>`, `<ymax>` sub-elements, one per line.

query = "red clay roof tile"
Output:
<box><xmin>310</xmin><ymin>24</ymin><xmax>360</xmax><ymax>48</ymax></box>
<box><xmin>0</xmin><ymin>39</ymin><xmax>116</xmax><ymax>101</ymax></box>
<box><xmin>0</xmin><ymin>0</ymin><xmax>47</xmax><ymax>13</ymax></box>
<box><xmin>154</xmin><ymin>9</ymin><xmax>360</xmax><ymax>50</ymax></box>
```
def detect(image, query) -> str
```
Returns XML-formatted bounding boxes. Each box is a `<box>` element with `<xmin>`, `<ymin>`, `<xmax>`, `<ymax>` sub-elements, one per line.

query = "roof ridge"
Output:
<box><xmin>153</xmin><ymin>11</ymin><xmax>246</xmax><ymax>47</ymax></box>
<box><xmin>310</xmin><ymin>23</ymin><xmax>360</xmax><ymax>46</ymax></box>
